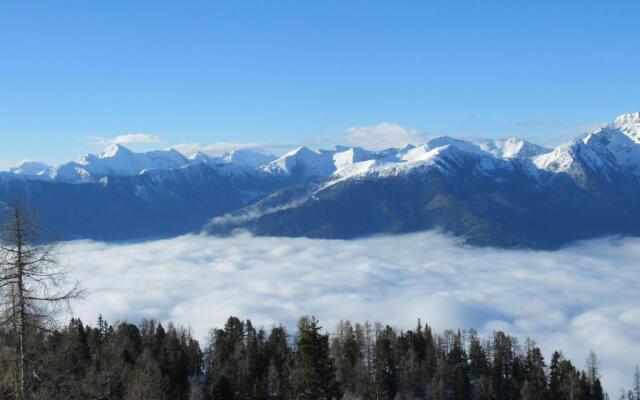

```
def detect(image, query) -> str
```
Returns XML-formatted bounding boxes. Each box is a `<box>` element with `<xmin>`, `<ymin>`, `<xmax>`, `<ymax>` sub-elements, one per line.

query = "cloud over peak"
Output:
<box><xmin>345</xmin><ymin>122</ymin><xmax>430</xmax><ymax>149</ymax></box>
<box><xmin>86</xmin><ymin>133</ymin><xmax>165</xmax><ymax>146</ymax></box>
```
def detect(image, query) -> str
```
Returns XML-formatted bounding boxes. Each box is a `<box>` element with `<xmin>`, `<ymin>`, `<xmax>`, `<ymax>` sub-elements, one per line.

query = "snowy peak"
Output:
<box><xmin>7</xmin><ymin>110</ymin><xmax>640</xmax><ymax>185</ymax></box>
<box><xmin>44</xmin><ymin>146</ymin><xmax>194</xmax><ymax>183</ymax></box>
<box><xmin>424</xmin><ymin>136</ymin><xmax>549</xmax><ymax>159</ymax></box>
<box><xmin>400</xmin><ymin>144</ymin><xmax>438</xmax><ymax>162</ymax></box>
<box><xmin>146</xmin><ymin>148</ymin><xmax>189</xmax><ymax>164</ymax></box>
<box><xmin>426</xmin><ymin>136</ymin><xmax>487</xmax><ymax>156</ymax></box>
<box><xmin>9</xmin><ymin>161</ymin><xmax>52</xmax><ymax>177</ymax></box>
<box><xmin>188</xmin><ymin>152</ymin><xmax>220</xmax><ymax>164</ymax></box>
<box><xmin>474</xmin><ymin>138</ymin><xmax>551</xmax><ymax>159</ymax></box>
<box><xmin>262</xmin><ymin>146</ymin><xmax>335</xmax><ymax>177</ymax></box>
<box><xmin>98</xmin><ymin>144</ymin><xmax>134</xmax><ymax>159</ymax></box>
<box><xmin>184</xmin><ymin>149</ymin><xmax>274</xmax><ymax>169</ymax></box>
<box><xmin>613</xmin><ymin>111</ymin><xmax>640</xmax><ymax>143</ymax></box>
<box><xmin>614</xmin><ymin>111</ymin><xmax>640</xmax><ymax>126</ymax></box>
<box><xmin>533</xmin><ymin>112</ymin><xmax>640</xmax><ymax>180</ymax></box>
<box><xmin>398</xmin><ymin>136</ymin><xmax>546</xmax><ymax>161</ymax></box>
<box><xmin>222</xmin><ymin>149</ymin><xmax>275</xmax><ymax>168</ymax></box>
<box><xmin>533</xmin><ymin>140</ymin><xmax>582</xmax><ymax>175</ymax></box>
<box><xmin>333</xmin><ymin>147</ymin><xmax>373</xmax><ymax>170</ymax></box>
<box><xmin>329</xmin><ymin>142</ymin><xmax>483</xmax><ymax>185</ymax></box>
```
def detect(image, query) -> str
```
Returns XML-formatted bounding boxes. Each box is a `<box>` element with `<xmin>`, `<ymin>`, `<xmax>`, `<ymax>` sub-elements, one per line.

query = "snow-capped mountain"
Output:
<box><xmin>9</xmin><ymin>161</ymin><xmax>53</xmax><ymax>177</ymax></box>
<box><xmin>206</xmin><ymin>112</ymin><xmax>640</xmax><ymax>247</ymax></box>
<box><xmin>41</xmin><ymin>144</ymin><xmax>192</xmax><ymax>183</ymax></box>
<box><xmin>3</xmin><ymin>136</ymin><xmax>550</xmax><ymax>183</ymax></box>
<box><xmin>222</xmin><ymin>149</ymin><xmax>276</xmax><ymax>168</ymax></box>
<box><xmin>333</xmin><ymin>146</ymin><xmax>374</xmax><ymax>170</ymax></box>
<box><xmin>533</xmin><ymin>112</ymin><xmax>640</xmax><ymax>182</ymax></box>
<box><xmin>261</xmin><ymin>146</ymin><xmax>336</xmax><ymax>177</ymax></box>
<box><xmin>74</xmin><ymin>144</ymin><xmax>189</xmax><ymax>177</ymax></box>
<box><xmin>474</xmin><ymin>138</ymin><xmax>550</xmax><ymax>159</ymax></box>
<box><xmin>6</xmin><ymin>145</ymin><xmax>277</xmax><ymax>183</ymax></box>
<box><xmin>255</xmin><ymin>137</ymin><xmax>548</xmax><ymax>181</ymax></box>
<box><xmin>614</xmin><ymin>111</ymin><xmax>640</xmax><ymax>142</ymax></box>
<box><xmin>4</xmin><ymin>111</ymin><xmax>640</xmax><ymax>247</ymax></box>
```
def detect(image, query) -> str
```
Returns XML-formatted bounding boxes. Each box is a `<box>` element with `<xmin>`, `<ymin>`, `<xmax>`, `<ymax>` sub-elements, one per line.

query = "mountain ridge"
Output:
<box><xmin>2</xmin><ymin>111</ymin><xmax>640</xmax><ymax>248</ymax></box>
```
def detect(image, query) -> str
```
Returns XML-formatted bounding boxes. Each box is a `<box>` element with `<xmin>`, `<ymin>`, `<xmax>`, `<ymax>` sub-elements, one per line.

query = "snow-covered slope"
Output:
<box><xmin>474</xmin><ymin>138</ymin><xmax>550</xmax><ymax>159</ymax></box>
<box><xmin>188</xmin><ymin>152</ymin><xmax>222</xmax><ymax>165</ymax></box>
<box><xmin>7</xmin><ymin>145</ymin><xmax>277</xmax><ymax>183</ymax></box>
<box><xmin>205</xmin><ymin>113</ymin><xmax>640</xmax><ymax>248</ymax></box>
<box><xmin>333</xmin><ymin>147</ymin><xmax>374</xmax><ymax>170</ymax></box>
<box><xmin>614</xmin><ymin>111</ymin><xmax>640</xmax><ymax>142</ymax></box>
<box><xmin>222</xmin><ymin>149</ymin><xmax>275</xmax><ymax>168</ymax></box>
<box><xmin>185</xmin><ymin>149</ymin><xmax>276</xmax><ymax>175</ymax></box>
<box><xmin>257</xmin><ymin>136</ymin><xmax>547</xmax><ymax>182</ymax></box>
<box><xmin>47</xmin><ymin>144</ymin><xmax>191</xmax><ymax>183</ymax></box>
<box><xmin>9</xmin><ymin>161</ymin><xmax>53</xmax><ymax>177</ymax></box>
<box><xmin>261</xmin><ymin>146</ymin><xmax>336</xmax><ymax>177</ymax></box>
<box><xmin>533</xmin><ymin>112</ymin><xmax>640</xmax><ymax>181</ymax></box>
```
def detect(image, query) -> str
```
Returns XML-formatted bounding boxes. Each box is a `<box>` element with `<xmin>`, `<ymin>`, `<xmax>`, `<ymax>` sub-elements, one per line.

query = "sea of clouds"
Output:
<box><xmin>59</xmin><ymin>232</ymin><xmax>640</xmax><ymax>393</ymax></box>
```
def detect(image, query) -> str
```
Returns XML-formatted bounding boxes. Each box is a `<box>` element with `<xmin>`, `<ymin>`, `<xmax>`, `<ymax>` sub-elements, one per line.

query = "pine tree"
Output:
<box><xmin>291</xmin><ymin>316</ymin><xmax>338</xmax><ymax>400</ymax></box>
<box><xmin>587</xmin><ymin>351</ymin><xmax>600</xmax><ymax>385</ymax></box>
<box><xmin>331</xmin><ymin>320</ymin><xmax>365</xmax><ymax>398</ymax></box>
<box><xmin>469</xmin><ymin>329</ymin><xmax>493</xmax><ymax>399</ymax></box>
<box><xmin>447</xmin><ymin>331</ymin><xmax>471</xmax><ymax>400</ymax></box>
<box><xmin>159</xmin><ymin>323</ymin><xmax>190</xmax><ymax>399</ymax></box>
<box><xmin>591</xmin><ymin>377</ymin><xmax>605</xmax><ymax>400</ymax></box>
<box><xmin>208</xmin><ymin>316</ymin><xmax>247</xmax><ymax>398</ymax></box>
<box><xmin>265</xmin><ymin>325</ymin><xmax>290</xmax><ymax>399</ymax></box>
<box><xmin>549</xmin><ymin>351</ymin><xmax>563</xmax><ymax>400</ymax></box>
<box><xmin>521</xmin><ymin>342</ymin><xmax>547</xmax><ymax>400</ymax></box>
<box><xmin>492</xmin><ymin>331</ymin><xmax>516</xmax><ymax>400</ymax></box>
<box><xmin>431</xmin><ymin>356</ymin><xmax>448</xmax><ymax>400</ymax></box>
<box><xmin>124</xmin><ymin>348</ymin><xmax>168</xmax><ymax>400</ymax></box>
<box><xmin>559</xmin><ymin>359</ymin><xmax>580</xmax><ymax>400</ymax></box>
<box><xmin>401</xmin><ymin>321</ymin><xmax>428</xmax><ymax>398</ymax></box>
<box><xmin>373</xmin><ymin>325</ymin><xmax>398</xmax><ymax>400</ymax></box>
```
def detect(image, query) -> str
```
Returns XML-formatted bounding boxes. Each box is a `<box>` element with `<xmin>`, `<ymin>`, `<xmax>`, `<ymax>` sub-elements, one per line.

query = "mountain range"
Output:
<box><xmin>2</xmin><ymin>112</ymin><xmax>640</xmax><ymax>248</ymax></box>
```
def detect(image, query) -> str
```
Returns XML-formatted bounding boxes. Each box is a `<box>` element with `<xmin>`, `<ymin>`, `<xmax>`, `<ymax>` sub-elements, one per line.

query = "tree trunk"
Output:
<box><xmin>15</xmin><ymin>208</ymin><xmax>26</xmax><ymax>400</ymax></box>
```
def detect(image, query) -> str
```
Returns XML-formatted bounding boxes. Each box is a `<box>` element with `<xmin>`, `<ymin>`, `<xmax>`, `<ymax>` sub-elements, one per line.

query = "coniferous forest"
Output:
<box><xmin>1</xmin><ymin>314</ymin><xmax>636</xmax><ymax>400</ymax></box>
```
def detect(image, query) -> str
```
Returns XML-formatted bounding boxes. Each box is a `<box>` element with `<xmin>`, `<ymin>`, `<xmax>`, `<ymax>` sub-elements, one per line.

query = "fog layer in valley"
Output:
<box><xmin>60</xmin><ymin>232</ymin><xmax>640</xmax><ymax>393</ymax></box>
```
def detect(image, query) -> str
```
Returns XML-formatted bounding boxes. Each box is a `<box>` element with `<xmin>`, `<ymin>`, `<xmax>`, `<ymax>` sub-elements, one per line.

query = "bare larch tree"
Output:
<box><xmin>0</xmin><ymin>202</ymin><xmax>83</xmax><ymax>400</ymax></box>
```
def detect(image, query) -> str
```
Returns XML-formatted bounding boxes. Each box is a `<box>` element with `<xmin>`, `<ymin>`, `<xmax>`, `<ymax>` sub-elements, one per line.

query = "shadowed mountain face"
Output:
<box><xmin>206</xmin><ymin>153</ymin><xmax>640</xmax><ymax>249</ymax></box>
<box><xmin>3</xmin><ymin>112</ymin><xmax>640</xmax><ymax>248</ymax></box>
<box><xmin>0</xmin><ymin>164</ymin><xmax>294</xmax><ymax>241</ymax></box>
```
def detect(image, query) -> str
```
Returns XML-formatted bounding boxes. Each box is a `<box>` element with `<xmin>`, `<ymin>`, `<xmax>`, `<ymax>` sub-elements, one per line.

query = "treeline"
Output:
<box><xmin>0</xmin><ymin>315</ymin><xmax>619</xmax><ymax>400</ymax></box>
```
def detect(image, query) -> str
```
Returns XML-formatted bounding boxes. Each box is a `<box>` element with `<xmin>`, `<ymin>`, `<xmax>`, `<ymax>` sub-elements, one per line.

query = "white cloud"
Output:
<box><xmin>345</xmin><ymin>122</ymin><xmax>430</xmax><ymax>149</ymax></box>
<box><xmin>60</xmin><ymin>232</ymin><xmax>640</xmax><ymax>394</ymax></box>
<box><xmin>86</xmin><ymin>134</ymin><xmax>165</xmax><ymax>146</ymax></box>
<box><xmin>113</xmin><ymin>133</ymin><xmax>164</xmax><ymax>144</ymax></box>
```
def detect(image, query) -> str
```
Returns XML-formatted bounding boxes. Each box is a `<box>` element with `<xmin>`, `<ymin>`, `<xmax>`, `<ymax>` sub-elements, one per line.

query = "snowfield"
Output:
<box><xmin>60</xmin><ymin>232</ymin><xmax>640</xmax><ymax>393</ymax></box>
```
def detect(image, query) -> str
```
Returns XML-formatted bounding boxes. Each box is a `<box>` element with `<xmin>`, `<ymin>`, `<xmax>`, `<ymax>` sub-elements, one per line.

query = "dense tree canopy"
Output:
<box><xmin>0</xmin><ymin>314</ymin><xmax>620</xmax><ymax>400</ymax></box>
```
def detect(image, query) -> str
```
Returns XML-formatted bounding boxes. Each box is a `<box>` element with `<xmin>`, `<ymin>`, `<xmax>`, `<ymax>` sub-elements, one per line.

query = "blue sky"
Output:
<box><xmin>1</xmin><ymin>0</ymin><xmax>639</xmax><ymax>167</ymax></box>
